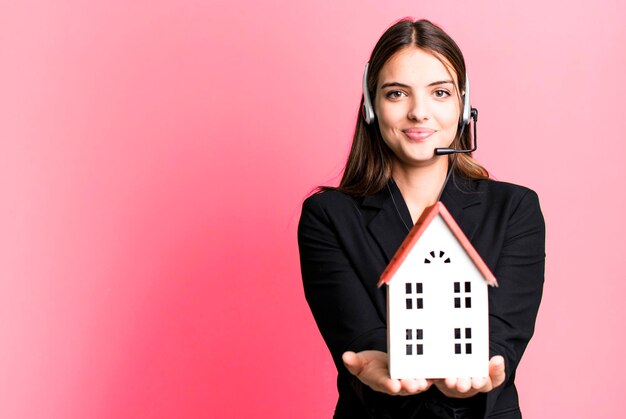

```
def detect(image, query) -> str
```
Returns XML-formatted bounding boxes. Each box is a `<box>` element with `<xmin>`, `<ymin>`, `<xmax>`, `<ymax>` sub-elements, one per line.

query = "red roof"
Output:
<box><xmin>377</xmin><ymin>201</ymin><xmax>498</xmax><ymax>288</ymax></box>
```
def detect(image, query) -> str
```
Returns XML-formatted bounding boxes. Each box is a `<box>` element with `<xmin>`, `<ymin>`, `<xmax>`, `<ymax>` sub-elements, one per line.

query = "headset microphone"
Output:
<box><xmin>434</xmin><ymin>107</ymin><xmax>478</xmax><ymax>155</ymax></box>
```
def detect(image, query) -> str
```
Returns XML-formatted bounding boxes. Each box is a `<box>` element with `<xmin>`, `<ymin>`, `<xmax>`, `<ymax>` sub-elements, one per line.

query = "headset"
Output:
<box><xmin>362</xmin><ymin>62</ymin><xmax>478</xmax><ymax>155</ymax></box>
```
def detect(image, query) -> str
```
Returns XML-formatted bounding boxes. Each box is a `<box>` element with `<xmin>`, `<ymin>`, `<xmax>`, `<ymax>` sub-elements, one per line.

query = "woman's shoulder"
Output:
<box><xmin>466</xmin><ymin>177</ymin><xmax>540</xmax><ymax>203</ymax></box>
<box><xmin>302</xmin><ymin>188</ymin><xmax>362</xmax><ymax>212</ymax></box>
<box><xmin>298</xmin><ymin>188</ymin><xmax>367</xmax><ymax>238</ymax></box>
<box><xmin>466</xmin><ymin>178</ymin><xmax>543</xmax><ymax>224</ymax></box>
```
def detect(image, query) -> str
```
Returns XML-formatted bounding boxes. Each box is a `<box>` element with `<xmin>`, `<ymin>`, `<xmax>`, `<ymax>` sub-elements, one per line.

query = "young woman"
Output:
<box><xmin>298</xmin><ymin>19</ymin><xmax>545</xmax><ymax>418</ymax></box>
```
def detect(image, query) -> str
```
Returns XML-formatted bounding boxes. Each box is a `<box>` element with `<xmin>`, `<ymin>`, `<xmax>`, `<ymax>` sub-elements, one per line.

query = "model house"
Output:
<box><xmin>377</xmin><ymin>202</ymin><xmax>498</xmax><ymax>379</ymax></box>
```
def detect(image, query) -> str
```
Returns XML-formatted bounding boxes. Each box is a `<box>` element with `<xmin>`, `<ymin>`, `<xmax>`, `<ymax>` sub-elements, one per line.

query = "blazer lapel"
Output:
<box><xmin>362</xmin><ymin>182</ymin><xmax>414</xmax><ymax>263</ymax></box>
<box><xmin>362</xmin><ymin>176</ymin><xmax>485</xmax><ymax>265</ymax></box>
<box><xmin>440</xmin><ymin>176</ymin><xmax>483</xmax><ymax>242</ymax></box>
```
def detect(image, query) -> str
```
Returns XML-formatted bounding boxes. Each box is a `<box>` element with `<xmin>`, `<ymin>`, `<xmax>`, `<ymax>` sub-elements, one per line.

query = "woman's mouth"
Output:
<box><xmin>403</xmin><ymin>128</ymin><xmax>436</xmax><ymax>141</ymax></box>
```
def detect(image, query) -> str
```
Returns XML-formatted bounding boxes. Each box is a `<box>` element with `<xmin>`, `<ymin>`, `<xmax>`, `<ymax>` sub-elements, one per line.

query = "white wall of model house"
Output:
<box><xmin>386</xmin><ymin>214</ymin><xmax>490</xmax><ymax>379</ymax></box>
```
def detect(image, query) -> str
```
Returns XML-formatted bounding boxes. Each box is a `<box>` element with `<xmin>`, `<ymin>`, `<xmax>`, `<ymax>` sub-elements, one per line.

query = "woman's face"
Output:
<box><xmin>375</xmin><ymin>46</ymin><xmax>461</xmax><ymax>167</ymax></box>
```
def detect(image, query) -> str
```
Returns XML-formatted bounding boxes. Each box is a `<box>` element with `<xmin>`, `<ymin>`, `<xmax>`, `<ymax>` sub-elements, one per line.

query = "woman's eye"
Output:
<box><xmin>386</xmin><ymin>90</ymin><xmax>405</xmax><ymax>99</ymax></box>
<box><xmin>434</xmin><ymin>89</ymin><xmax>450</xmax><ymax>98</ymax></box>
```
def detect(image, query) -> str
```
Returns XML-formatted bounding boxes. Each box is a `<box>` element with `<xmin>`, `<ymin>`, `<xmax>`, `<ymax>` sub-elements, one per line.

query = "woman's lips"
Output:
<box><xmin>403</xmin><ymin>128</ymin><xmax>436</xmax><ymax>141</ymax></box>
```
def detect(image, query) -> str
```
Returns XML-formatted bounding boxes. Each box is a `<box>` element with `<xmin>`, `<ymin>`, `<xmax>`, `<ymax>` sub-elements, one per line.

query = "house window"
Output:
<box><xmin>454</xmin><ymin>327</ymin><xmax>473</xmax><ymax>355</ymax></box>
<box><xmin>405</xmin><ymin>282</ymin><xmax>424</xmax><ymax>310</ymax></box>
<box><xmin>453</xmin><ymin>281</ymin><xmax>472</xmax><ymax>309</ymax></box>
<box><xmin>424</xmin><ymin>250</ymin><xmax>451</xmax><ymax>264</ymax></box>
<box><xmin>406</xmin><ymin>328</ymin><xmax>424</xmax><ymax>355</ymax></box>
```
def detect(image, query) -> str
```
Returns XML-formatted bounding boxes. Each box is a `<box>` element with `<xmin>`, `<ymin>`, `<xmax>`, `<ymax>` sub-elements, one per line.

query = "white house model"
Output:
<box><xmin>377</xmin><ymin>202</ymin><xmax>498</xmax><ymax>379</ymax></box>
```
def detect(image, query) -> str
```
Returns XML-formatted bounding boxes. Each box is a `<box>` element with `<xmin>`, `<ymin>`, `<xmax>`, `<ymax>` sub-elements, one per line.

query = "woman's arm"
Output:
<box><xmin>298</xmin><ymin>193</ymin><xmax>433</xmax><ymax>401</ymax></box>
<box><xmin>484</xmin><ymin>188</ymin><xmax>545</xmax><ymax>410</ymax></box>
<box><xmin>298</xmin><ymin>194</ymin><xmax>387</xmax><ymax>368</ymax></box>
<box><xmin>432</xmin><ymin>187</ymin><xmax>544</xmax><ymax>412</ymax></box>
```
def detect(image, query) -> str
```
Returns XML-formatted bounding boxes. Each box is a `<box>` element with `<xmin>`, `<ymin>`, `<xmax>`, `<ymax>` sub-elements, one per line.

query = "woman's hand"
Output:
<box><xmin>434</xmin><ymin>355</ymin><xmax>506</xmax><ymax>398</ymax></box>
<box><xmin>342</xmin><ymin>350</ymin><xmax>433</xmax><ymax>396</ymax></box>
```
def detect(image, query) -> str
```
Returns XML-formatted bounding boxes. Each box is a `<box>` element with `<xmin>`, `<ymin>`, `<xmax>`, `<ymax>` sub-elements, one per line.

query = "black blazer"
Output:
<box><xmin>298</xmin><ymin>176</ymin><xmax>545</xmax><ymax>418</ymax></box>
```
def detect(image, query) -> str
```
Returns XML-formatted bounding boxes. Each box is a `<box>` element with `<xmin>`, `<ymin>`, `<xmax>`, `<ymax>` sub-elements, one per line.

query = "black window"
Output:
<box><xmin>405</xmin><ymin>283</ymin><xmax>424</xmax><ymax>310</ymax></box>
<box><xmin>405</xmin><ymin>329</ymin><xmax>424</xmax><ymax>356</ymax></box>
<box><xmin>453</xmin><ymin>327</ymin><xmax>473</xmax><ymax>355</ymax></box>
<box><xmin>453</xmin><ymin>281</ymin><xmax>473</xmax><ymax>309</ymax></box>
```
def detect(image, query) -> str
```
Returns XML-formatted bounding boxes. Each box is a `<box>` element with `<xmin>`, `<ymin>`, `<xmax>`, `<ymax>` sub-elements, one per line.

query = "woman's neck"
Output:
<box><xmin>392</xmin><ymin>159</ymin><xmax>449</xmax><ymax>224</ymax></box>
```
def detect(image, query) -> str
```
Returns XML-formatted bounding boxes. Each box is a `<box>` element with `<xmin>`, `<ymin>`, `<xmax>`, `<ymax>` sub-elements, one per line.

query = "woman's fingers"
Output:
<box><xmin>399</xmin><ymin>378</ymin><xmax>419</xmax><ymax>393</ymax></box>
<box><xmin>471</xmin><ymin>376</ymin><xmax>488</xmax><ymax>390</ymax></box>
<box><xmin>397</xmin><ymin>378</ymin><xmax>431</xmax><ymax>395</ymax></box>
<box><xmin>342</xmin><ymin>351</ymin><xmax>433</xmax><ymax>396</ymax></box>
<box><xmin>382</xmin><ymin>377</ymin><xmax>402</xmax><ymax>394</ymax></box>
<box><xmin>342</xmin><ymin>352</ymin><xmax>506</xmax><ymax>398</ymax></box>
<box><xmin>444</xmin><ymin>377</ymin><xmax>457</xmax><ymax>388</ymax></box>
<box><xmin>397</xmin><ymin>379</ymin><xmax>427</xmax><ymax>395</ymax></box>
<box><xmin>489</xmin><ymin>355</ymin><xmax>506</xmax><ymax>388</ymax></box>
<box><xmin>455</xmin><ymin>377</ymin><xmax>472</xmax><ymax>393</ymax></box>
<box><xmin>342</xmin><ymin>351</ymin><xmax>365</xmax><ymax>377</ymax></box>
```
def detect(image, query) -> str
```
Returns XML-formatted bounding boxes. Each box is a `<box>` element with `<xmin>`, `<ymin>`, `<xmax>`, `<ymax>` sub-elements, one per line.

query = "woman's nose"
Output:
<box><xmin>407</xmin><ymin>96</ymin><xmax>429</xmax><ymax>121</ymax></box>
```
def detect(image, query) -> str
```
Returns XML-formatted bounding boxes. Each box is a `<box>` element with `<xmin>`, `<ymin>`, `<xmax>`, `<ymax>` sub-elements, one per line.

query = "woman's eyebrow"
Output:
<box><xmin>379</xmin><ymin>80</ymin><xmax>455</xmax><ymax>89</ymax></box>
<box><xmin>379</xmin><ymin>81</ymin><xmax>411</xmax><ymax>89</ymax></box>
<box><xmin>427</xmin><ymin>80</ymin><xmax>454</xmax><ymax>87</ymax></box>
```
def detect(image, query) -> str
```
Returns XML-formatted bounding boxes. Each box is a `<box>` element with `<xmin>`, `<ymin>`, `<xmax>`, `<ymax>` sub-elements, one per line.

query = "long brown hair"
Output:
<box><xmin>326</xmin><ymin>18</ymin><xmax>488</xmax><ymax>196</ymax></box>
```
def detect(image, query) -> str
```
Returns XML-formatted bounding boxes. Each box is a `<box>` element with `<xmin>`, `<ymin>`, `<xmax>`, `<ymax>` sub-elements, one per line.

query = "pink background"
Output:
<box><xmin>1</xmin><ymin>1</ymin><xmax>625</xmax><ymax>417</ymax></box>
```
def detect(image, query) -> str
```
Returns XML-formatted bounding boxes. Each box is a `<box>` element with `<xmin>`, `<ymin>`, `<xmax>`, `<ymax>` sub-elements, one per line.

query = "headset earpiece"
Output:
<box><xmin>362</xmin><ymin>62</ymin><xmax>375</xmax><ymax>125</ymax></box>
<box><xmin>461</xmin><ymin>73</ymin><xmax>471</xmax><ymax>129</ymax></box>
